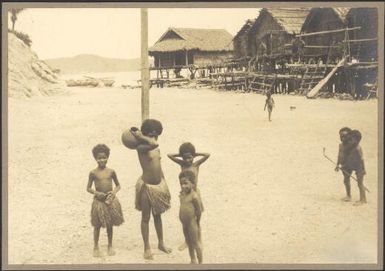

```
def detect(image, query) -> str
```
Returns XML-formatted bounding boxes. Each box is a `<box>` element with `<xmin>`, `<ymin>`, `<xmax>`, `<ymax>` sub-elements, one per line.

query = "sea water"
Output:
<box><xmin>60</xmin><ymin>69</ymin><xmax>191</xmax><ymax>87</ymax></box>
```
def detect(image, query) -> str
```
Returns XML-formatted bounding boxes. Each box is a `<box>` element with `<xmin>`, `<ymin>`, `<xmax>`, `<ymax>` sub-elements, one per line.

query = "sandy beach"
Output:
<box><xmin>7</xmin><ymin>86</ymin><xmax>378</xmax><ymax>264</ymax></box>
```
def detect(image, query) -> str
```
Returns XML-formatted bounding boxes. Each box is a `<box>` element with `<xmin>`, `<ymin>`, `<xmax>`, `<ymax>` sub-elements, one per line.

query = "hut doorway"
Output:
<box><xmin>173</xmin><ymin>51</ymin><xmax>194</xmax><ymax>66</ymax></box>
<box><xmin>175</xmin><ymin>51</ymin><xmax>186</xmax><ymax>66</ymax></box>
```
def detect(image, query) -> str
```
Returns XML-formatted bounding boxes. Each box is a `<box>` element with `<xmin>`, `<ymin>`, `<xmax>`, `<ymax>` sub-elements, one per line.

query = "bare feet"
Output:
<box><xmin>158</xmin><ymin>243</ymin><xmax>172</xmax><ymax>254</ymax></box>
<box><xmin>93</xmin><ymin>247</ymin><xmax>102</xmax><ymax>257</ymax></box>
<box><xmin>107</xmin><ymin>246</ymin><xmax>116</xmax><ymax>256</ymax></box>
<box><xmin>178</xmin><ymin>241</ymin><xmax>188</xmax><ymax>251</ymax></box>
<box><xmin>354</xmin><ymin>200</ymin><xmax>367</xmax><ymax>206</ymax></box>
<box><xmin>143</xmin><ymin>249</ymin><xmax>153</xmax><ymax>260</ymax></box>
<box><xmin>341</xmin><ymin>196</ymin><xmax>352</xmax><ymax>202</ymax></box>
<box><xmin>190</xmin><ymin>259</ymin><xmax>197</xmax><ymax>264</ymax></box>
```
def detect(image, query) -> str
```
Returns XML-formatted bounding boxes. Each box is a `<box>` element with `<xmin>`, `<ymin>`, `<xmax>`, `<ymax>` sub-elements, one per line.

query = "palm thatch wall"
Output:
<box><xmin>300</xmin><ymin>8</ymin><xmax>351</xmax><ymax>58</ymax></box>
<box><xmin>233</xmin><ymin>19</ymin><xmax>255</xmax><ymax>58</ymax></box>
<box><xmin>346</xmin><ymin>8</ymin><xmax>378</xmax><ymax>61</ymax></box>
<box><xmin>247</xmin><ymin>8</ymin><xmax>311</xmax><ymax>57</ymax></box>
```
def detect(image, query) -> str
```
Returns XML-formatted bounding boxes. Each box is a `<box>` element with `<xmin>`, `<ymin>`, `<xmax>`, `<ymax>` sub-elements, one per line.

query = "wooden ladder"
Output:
<box><xmin>249</xmin><ymin>73</ymin><xmax>276</xmax><ymax>94</ymax></box>
<box><xmin>298</xmin><ymin>60</ymin><xmax>327</xmax><ymax>94</ymax></box>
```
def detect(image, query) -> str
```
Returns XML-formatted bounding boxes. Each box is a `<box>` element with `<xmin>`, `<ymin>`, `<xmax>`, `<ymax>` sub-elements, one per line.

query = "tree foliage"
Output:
<box><xmin>9</xmin><ymin>8</ymin><xmax>24</xmax><ymax>31</ymax></box>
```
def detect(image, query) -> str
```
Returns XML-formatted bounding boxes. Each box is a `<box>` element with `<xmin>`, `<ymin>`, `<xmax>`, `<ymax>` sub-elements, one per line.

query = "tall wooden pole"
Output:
<box><xmin>141</xmin><ymin>8</ymin><xmax>150</xmax><ymax>121</ymax></box>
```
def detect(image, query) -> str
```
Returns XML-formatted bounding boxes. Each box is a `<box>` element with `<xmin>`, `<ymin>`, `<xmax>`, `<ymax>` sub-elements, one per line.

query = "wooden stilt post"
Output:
<box><xmin>141</xmin><ymin>8</ymin><xmax>150</xmax><ymax>121</ymax></box>
<box><xmin>270</xmin><ymin>32</ymin><xmax>273</xmax><ymax>57</ymax></box>
<box><xmin>185</xmin><ymin>50</ymin><xmax>188</xmax><ymax>65</ymax></box>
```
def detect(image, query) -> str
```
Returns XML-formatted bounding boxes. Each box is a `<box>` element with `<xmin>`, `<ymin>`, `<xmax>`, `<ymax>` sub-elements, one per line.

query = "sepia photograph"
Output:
<box><xmin>2</xmin><ymin>1</ymin><xmax>383</xmax><ymax>270</ymax></box>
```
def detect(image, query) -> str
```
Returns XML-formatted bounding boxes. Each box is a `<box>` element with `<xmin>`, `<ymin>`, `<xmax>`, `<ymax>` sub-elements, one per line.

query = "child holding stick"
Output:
<box><xmin>335</xmin><ymin>127</ymin><xmax>353</xmax><ymax>201</ymax></box>
<box><xmin>344</xmin><ymin>130</ymin><xmax>367</xmax><ymax>205</ymax></box>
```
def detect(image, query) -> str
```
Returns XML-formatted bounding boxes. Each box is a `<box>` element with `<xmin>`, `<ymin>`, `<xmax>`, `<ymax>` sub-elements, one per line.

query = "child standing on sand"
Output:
<box><xmin>87</xmin><ymin>144</ymin><xmax>124</xmax><ymax>257</ymax></box>
<box><xmin>168</xmin><ymin>143</ymin><xmax>209</xmax><ymax>250</ymax></box>
<box><xmin>344</xmin><ymin>130</ymin><xmax>367</xmax><ymax>205</ymax></box>
<box><xmin>335</xmin><ymin>127</ymin><xmax>353</xmax><ymax>201</ymax></box>
<box><xmin>264</xmin><ymin>91</ymin><xmax>275</xmax><ymax>121</ymax></box>
<box><xmin>130</xmin><ymin>119</ymin><xmax>172</xmax><ymax>260</ymax></box>
<box><xmin>179</xmin><ymin>170</ymin><xmax>203</xmax><ymax>264</ymax></box>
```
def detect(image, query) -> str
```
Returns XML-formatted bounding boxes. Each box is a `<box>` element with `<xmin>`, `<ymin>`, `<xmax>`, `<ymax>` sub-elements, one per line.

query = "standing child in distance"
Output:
<box><xmin>179</xmin><ymin>170</ymin><xmax>203</xmax><ymax>264</ymax></box>
<box><xmin>168</xmin><ymin>142</ymin><xmax>209</xmax><ymax>250</ymax></box>
<box><xmin>264</xmin><ymin>91</ymin><xmax>275</xmax><ymax>121</ymax></box>
<box><xmin>344</xmin><ymin>130</ymin><xmax>367</xmax><ymax>205</ymax></box>
<box><xmin>87</xmin><ymin>144</ymin><xmax>124</xmax><ymax>257</ymax></box>
<box><xmin>335</xmin><ymin>127</ymin><xmax>353</xmax><ymax>201</ymax></box>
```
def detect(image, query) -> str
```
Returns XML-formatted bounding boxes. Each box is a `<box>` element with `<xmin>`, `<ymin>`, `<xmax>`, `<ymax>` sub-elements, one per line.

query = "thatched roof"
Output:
<box><xmin>302</xmin><ymin>7</ymin><xmax>351</xmax><ymax>32</ymax></box>
<box><xmin>346</xmin><ymin>7</ymin><xmax>377</xmax><ymax>18</ymax></box>
<box><xmin>149</xmin><ymin>28</ymin><xmax>233</xmax><ymax>54</ymax></box>
<box><xmin>234</xmin><ymin>19</ymin><xmax>256</xmax><ymax>40</ymax></box>
<box><xmin>332</xmin><ymin>7</ymin><xmax>351</xmax><ymax>22</ymax></box>
<box><xmin>259</xmin><ymin>8</ymin><xmax>311</xmax><ymax>34</ymax></box>
<box><xmin>302</xmin><ymin>7</ymin><xmax>351</xmax><ymax>31</ymax></box>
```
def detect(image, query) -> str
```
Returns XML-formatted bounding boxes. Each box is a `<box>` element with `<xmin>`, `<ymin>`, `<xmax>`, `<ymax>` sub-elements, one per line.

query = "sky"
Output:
<box><xmin>8</xmin><ymin>8</ymin><xmax>260</xmax><ymax>60</ymax></box>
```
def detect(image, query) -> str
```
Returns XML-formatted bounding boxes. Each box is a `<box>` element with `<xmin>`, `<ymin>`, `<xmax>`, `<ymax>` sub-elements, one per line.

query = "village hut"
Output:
<box><xmin>148</xmin><ymin>27</ymin><xmax>233</xmax><ymax>68</ymax></box>
<box><xmin>233</xmin><ymin>19</ymin><xmax>255</xmax><ymax>59</ymax></box>
<box><xmin>345</xmin><ymin>8</ymin><xmax>378</xmax><ymax>98</ymax></box>
<box><xmin>300</xmin><ymin>8</ymin><xmax>351</xmax><ymax>61</ymax></box>
<box><xmin>346</xmin><ymin>8</ymin><xmax>378</xmax><ymax>62</ymax></box>
<box><xmin>247</xmin><ymin>8</ymin><xmax>311</xmax><ymax>58</ymax></box>
<box><xmin>300</xmin><ymin>7</ymin><xmax>378</xmax><ymax>99</ymax></box>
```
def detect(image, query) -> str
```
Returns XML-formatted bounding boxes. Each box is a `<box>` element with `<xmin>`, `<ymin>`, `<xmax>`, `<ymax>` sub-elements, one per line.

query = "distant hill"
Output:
<box><xmin>44</xmin><ymin>54</ymin><xmax>153</xmax><ymax>74</ymax></box>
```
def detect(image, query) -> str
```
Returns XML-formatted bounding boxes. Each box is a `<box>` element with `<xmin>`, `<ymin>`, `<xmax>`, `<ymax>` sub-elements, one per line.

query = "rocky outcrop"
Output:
<box><xmin>8</xmin><ymin>32</ymin><xmax>67</xmax><ymax>98</ymax></box>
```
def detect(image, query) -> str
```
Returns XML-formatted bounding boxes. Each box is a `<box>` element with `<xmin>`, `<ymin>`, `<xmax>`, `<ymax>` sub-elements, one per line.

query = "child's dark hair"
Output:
<box><xmin>179</xmin><ymin>142</ymin><xmax>196</xmax><ymax>156</ymax></box>
<box><xmin>92</xmin><ymin>144</ymin><xmax>110</xmax><ymax>158</ymax></box>
<box><xmin>349</xmin><ymin>129</ymin><xmax>362</xmax><ymax>143</ymax></box>
<box><xmin>339</xmin><ymin>127</ymin><xmax>352</xmax><ymax>134</ymax></box>
<box><xmin>141</xmin><ymin>119</ymin><xmax>163</xmax><ymax>136</ymax></box>
<box><xmin>179</xmin><ymin>170</ymin><xmax>196</xmax><ymax>184</ymax></box>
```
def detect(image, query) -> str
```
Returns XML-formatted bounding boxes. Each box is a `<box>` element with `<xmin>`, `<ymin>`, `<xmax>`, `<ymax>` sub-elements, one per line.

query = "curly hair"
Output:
<box><xmin>349</xmin><ymin>129</ymin><xmax>362</xmax><ymax>143</ymax></box>
<box><xmin>179</xmin><ymin>170</ymin><xmax>196</xmax><ymax>184</ymax></box>
<box><xmin>179</xmin><ymin>142</ymin><xmax>196</xmax><ymax>156</ymax></box>
<box><xmin>339</xmin><ymin>127</ymin><xmax>352</xmax><ymax>134</ymax></box>
<box><xmin>140</xmin><ymin>119</ymin><xmax>163</xmax><ymax>136</ymax></box>
<box><xmin>92</xmin><ymin>144</ymin><xmax>110</xmax><ymax>158</ymax></box>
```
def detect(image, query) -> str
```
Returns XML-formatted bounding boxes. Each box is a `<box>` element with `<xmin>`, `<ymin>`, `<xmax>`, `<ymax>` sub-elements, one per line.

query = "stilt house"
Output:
<box><xmin>148</xmin><ymin>27</ymin><xmax>233</xmax><ymax>68</ymax></box>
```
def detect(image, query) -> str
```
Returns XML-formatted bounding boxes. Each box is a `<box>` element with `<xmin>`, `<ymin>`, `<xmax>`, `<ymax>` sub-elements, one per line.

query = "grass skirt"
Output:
<box><xmin>91</xmin><ymin>195</ymin><xmax>124</xmax><ymax>228</ymax></box>
<box><xmin>135</xmin><ymin>177</ymin><xmax>171</xmax><ymax>215</ymax></box>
